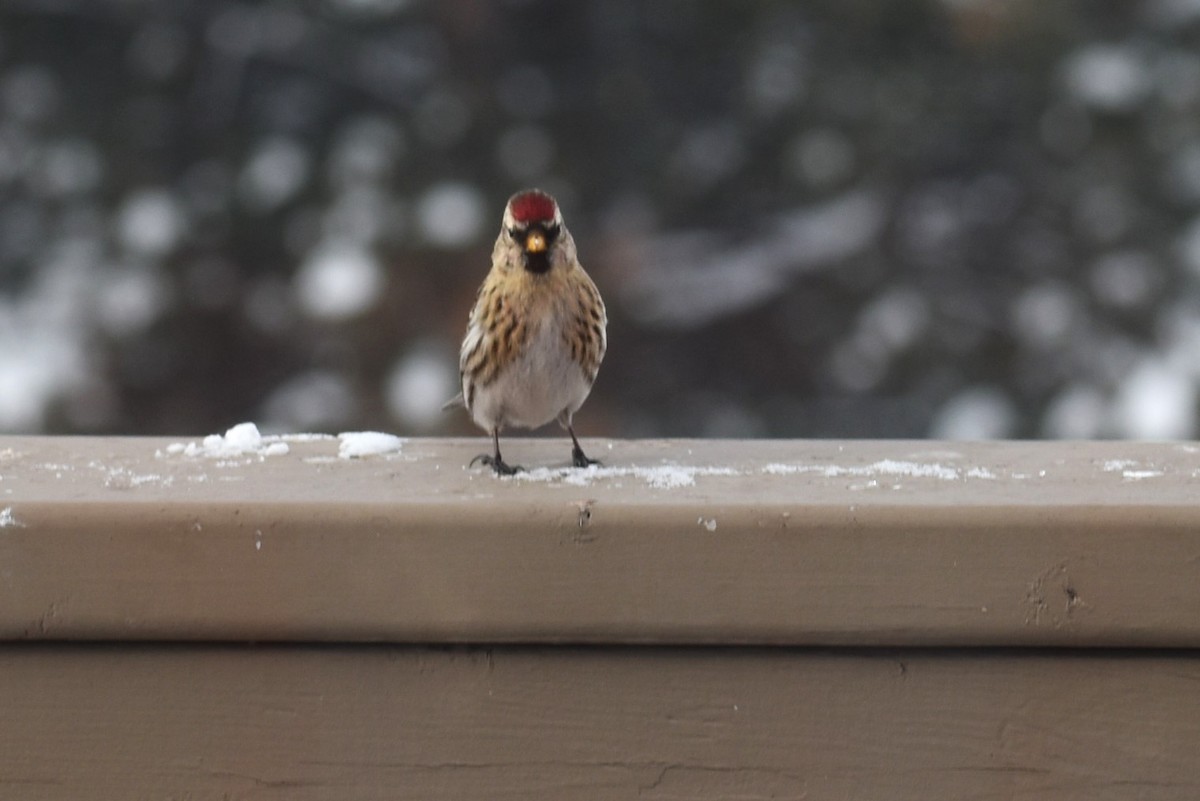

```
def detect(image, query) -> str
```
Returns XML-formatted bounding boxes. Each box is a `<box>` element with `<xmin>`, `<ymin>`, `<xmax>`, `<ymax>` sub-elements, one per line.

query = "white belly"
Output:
<box><xmin>469</xmin><ymin>321</ymin><xmax>592</xmax><ymax>432</ymax></box>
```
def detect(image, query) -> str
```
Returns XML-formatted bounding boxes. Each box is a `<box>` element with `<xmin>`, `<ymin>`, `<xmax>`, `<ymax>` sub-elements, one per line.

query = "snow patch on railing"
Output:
<box><xmin>159</xmin><ymin>423</ymin><xmax>404</xmax><ymax>463</ymax></box>
<box><xmin>514</xmin><ymin>463</ymin><xmax>739</xmax><ymax>489</ymax></box>
<box><xmin>762</xmin><ymin>459</ymin><xmax>975</xmax><ymax>481</ymax></box>
<box><xmin>0</xmin><ymin>506</ymin><xmax>22</xmax><ymax>528</ymax></box>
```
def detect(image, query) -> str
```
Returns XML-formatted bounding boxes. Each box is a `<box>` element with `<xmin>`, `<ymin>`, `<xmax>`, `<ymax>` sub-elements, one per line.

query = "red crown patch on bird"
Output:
<box><xmin>509</xmin><ymin>190</ymin><xmax>557</xmax><ymax>224</ymax></box>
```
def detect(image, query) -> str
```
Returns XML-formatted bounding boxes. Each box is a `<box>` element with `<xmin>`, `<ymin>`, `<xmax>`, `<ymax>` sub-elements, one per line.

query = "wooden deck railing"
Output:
<box><xmin>2</xmin><ymin>435</ymin><xmax>1199</xmax><ymax>798</ymax></box>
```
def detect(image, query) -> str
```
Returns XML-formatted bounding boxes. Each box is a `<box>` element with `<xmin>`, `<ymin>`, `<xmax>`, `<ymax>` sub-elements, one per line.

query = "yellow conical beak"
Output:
<box><xmin>525</xmin><ymin>230</ymin><xmax>547</xmax><ymax>253</ymax></box>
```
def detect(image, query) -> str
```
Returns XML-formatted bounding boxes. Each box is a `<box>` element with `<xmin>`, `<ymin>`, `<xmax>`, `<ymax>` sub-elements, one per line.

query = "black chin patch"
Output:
<box><xmin>523</xmin><ymin>249</ymin><xmax>551</xmax><ymax>274</ymax></box>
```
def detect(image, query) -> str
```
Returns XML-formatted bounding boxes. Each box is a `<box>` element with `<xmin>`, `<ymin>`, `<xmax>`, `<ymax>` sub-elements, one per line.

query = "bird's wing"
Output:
<box><xmin>459</xmin><ymin>282</ymin><xmax>527</xmax><ymax>399</ymax></box>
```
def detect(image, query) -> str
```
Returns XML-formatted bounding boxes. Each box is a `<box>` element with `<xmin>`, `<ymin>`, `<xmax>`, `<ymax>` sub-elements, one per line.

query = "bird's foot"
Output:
<box><xmin>470</xmin><ymin>453</ymin><xmax>523</xmax><ymax>476</ymax></box>
<box><xmin>572</xmin><ymin>445</ymin><xmax>601</xmax><ymax>469</ymax></box>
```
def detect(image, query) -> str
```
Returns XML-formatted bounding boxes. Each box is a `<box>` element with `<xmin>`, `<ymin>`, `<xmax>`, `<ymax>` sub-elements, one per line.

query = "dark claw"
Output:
<box><xmin>571</xmin><ymin>445</ymin><xmax>601</xmax><ymax>469</ymax></box>
<box><xmin>470</xmin><ymin>453</ymin><xmax>523</xmax><ymax>476</ymax></box>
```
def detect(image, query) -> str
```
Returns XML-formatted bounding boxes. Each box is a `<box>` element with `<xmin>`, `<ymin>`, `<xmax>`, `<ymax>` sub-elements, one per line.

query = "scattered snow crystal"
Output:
<box><xmin>0</xmin><ymin>506</ymin><xmax>20</xmax><ymax>528</ymax></box>
<box><xmin>514</xmin><ymin>463</ymin><xmax>738</xmax><ymax>489</ymax></box>
<box><xmin>762</xmin><ymin>460</ymin><xmax>977</xmax><ymax>482</ymax></box>
<box><xmin>1102</xmin><ymin>459</ymin><xmax>1138</xmax><ymax>471</ymax></box>
<box><xmin>1101</xmin><ymin>458</ymin><xmax>1164</xmax><ymax>480</ymax></box>
<box><xmin>169</xmin><ymin>422</ymin><xmax>290</xmax><ymax>459</ymax></box>
<box><xmin>1122</xmin><ymin>469</ymin><xmax>1164</xmax><ymax>480</ymax></box>
<box><xmin>337</xmin><ymin>431</ymin><xmax>405</xmax><ymax>459</ymax></box>
<box><xmin>165</xmin><ymin>425</ymin><xmax>406</xmax><ymax>462</ymax></box>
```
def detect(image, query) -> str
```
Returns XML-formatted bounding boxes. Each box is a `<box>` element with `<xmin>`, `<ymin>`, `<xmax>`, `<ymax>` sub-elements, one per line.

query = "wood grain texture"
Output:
<box><xmin>1</xmin><ymin>437</ymin><xmax>1199</xmax><ymax>645</ymax></box>
<box><xmin>0</xmin><ymin>645</ymin><xmax>1197</xmax><ymax>800</ymax></box>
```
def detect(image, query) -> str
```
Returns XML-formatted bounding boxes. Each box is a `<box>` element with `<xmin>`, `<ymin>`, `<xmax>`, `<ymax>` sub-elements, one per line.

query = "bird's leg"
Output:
<box><xmin>470</xmin><ymin>428</ymin><xmax>522</xmax><ymax>475</ymax></box>
<box><xmin>567</xmin><ymin>423</ymin><xmax>600</xmax><ymax>468</ymax></box>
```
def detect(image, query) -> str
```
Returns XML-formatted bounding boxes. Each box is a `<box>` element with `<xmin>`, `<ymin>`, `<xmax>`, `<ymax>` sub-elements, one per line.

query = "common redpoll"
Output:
<box><xmin>444</xmin><ymin>189</ymin><xmax>607</xmax><ymax>475</ymax></box>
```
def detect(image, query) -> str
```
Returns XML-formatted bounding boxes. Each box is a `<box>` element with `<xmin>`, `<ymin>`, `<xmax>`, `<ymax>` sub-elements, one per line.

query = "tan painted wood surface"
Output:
<box><xmin>1</xmin><ymin>644</ymin><xmax>1197</xmax><ymax>800</ymax></box>
<box><xmin>1</xmin><ymin>436</ymin><xmax>1199</xmax><ymax>645</ymax></box>
<box><xmin>3</xmin><ymin>437</ymin><xmax>1200</xmax><ymax>798</ymax></box>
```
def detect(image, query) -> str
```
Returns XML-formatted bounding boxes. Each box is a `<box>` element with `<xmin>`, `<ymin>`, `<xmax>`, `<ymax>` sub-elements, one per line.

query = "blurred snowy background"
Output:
<box><xmin>3</xmin><ymin>0</ymin><xmax>1200</xmax><ymax>439</ymax></box>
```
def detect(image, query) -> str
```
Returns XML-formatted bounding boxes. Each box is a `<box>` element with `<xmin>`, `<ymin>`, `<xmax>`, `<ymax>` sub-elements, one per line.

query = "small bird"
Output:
<box><xmin>444</xmin><ymin>189</ymin><xmax>607</xmax><ymax>475</ymax></box>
